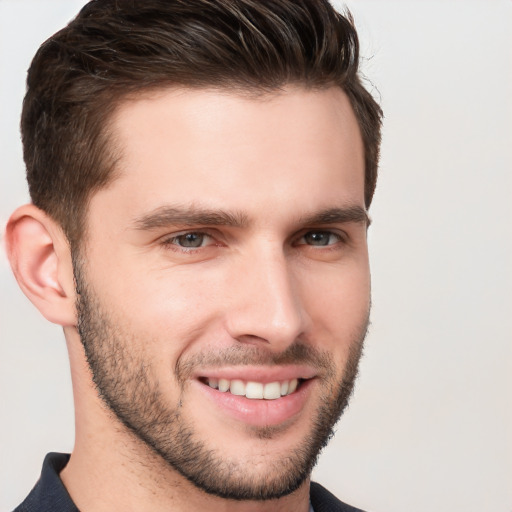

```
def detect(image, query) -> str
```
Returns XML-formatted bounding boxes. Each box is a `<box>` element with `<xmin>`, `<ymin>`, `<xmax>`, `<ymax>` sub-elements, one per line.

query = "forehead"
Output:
<box><xmin>94</xmin><ymin>86</ymin><xmax>365</xmax><ymax>225</ymax></box>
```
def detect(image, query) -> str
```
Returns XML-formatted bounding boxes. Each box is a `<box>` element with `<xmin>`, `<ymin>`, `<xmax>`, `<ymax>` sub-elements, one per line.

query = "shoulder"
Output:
<box><xmin>310</xmin><ymin>482</ymin><xmax>368</xmax><ymax>512</ymax></box>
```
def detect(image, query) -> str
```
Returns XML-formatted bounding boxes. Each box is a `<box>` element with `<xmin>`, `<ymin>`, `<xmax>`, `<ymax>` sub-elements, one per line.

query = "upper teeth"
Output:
<box><xmin>206</xmin><ymin>378</ymin><xmax>299</xmax><ymax>400</ymax></box>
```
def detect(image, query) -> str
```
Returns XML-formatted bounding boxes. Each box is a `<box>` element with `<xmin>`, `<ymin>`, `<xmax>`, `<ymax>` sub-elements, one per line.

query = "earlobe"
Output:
<box><xmin>5</xmin><ymin>204</ymin><xmax>77</xmax><ymax>326</ymax></box>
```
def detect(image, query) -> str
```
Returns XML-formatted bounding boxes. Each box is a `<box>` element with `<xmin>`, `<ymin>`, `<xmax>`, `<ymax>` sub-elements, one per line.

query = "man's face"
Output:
<box><xmin>75</xmin><ymin>87</ymin><xmax>370</xmax><ymax>500</ymax></box>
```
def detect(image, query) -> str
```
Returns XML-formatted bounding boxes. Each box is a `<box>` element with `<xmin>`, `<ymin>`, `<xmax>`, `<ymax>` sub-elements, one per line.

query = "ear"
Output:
<box><xmin>5</xmin><ymin>204</ymin><xmax>77</xmax><ymax>326</ymax></box>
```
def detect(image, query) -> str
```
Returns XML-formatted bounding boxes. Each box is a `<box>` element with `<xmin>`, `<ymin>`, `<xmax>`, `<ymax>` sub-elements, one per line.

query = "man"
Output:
<box><xmin>5</xmin><ymin>0</ymin><xmax>382</xmax><ymax>510</ymax></box>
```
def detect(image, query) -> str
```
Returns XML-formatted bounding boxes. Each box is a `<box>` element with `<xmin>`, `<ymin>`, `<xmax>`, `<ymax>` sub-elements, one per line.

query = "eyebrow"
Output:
<box><xmin>132</xmin><ymin>206</ymin><xmax>249</xmax><ymax>230</ymax></box>
<box><xmin>299</xmin><ymin>206</ymin><xmax>370</xmax><ymax>227</ymax></box>
<box><xmin>132</xmin><ymin>204</ymin><xmax>369</xmax><ymax>231</ymax></box>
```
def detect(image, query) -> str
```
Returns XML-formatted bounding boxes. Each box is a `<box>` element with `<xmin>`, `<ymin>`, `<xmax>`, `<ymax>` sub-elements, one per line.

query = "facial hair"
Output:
<box><xmin>74</xmin><ymin>260</ymin><xmax>368</xmax><ymax>501</ymax></box>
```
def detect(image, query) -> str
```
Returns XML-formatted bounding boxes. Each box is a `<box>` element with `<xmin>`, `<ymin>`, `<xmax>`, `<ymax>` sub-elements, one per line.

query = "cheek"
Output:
<box><xmin>299</xmin><ymin>262</ymin><xmax>370</xmax><ymax>342</ymax></box>
<box><xmin>107</xmin><ymin>267</ymin><xmax>229</xmax><ymax>357</ymax></box>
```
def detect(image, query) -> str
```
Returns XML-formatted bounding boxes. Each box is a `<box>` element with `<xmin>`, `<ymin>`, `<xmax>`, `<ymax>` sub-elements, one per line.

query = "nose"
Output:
<box><xmin>225</xmin><ymin>246</ymin><xmax>308</xmax><ymax>351</ymax></box>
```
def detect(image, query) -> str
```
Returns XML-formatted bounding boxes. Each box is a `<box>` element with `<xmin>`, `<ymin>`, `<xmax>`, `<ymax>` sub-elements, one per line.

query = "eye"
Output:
<box><xmin>298</xmin><ymin>231</ymin><xmax>343</xmax><ymax>247</ymax></box>
<box><xmin>164</xmin><ymin>231</ymin><xmax>213</xmax><ymax>249</ymax></box>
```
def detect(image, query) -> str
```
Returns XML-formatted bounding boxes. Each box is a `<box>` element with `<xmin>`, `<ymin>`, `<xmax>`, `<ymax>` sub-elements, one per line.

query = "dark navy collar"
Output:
<box><xmin>14</xmin><ymin>453</ymin><xmax>78</xmax><ymax>512</ymax></box>
<box><xmin>310</xmin><ymin>481</ymin><xmax>366</xmax><ymax>512</ymax></box>
<box><xmin>14</xmin><ymin>453</ymin><xmax>365</xmax><ymax>512</ymax></box>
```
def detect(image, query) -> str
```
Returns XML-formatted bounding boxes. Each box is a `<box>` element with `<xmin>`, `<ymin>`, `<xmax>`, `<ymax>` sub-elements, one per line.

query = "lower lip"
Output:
<box><xmin>195</xmin><ymin>379</ymin><xmax>314</xmax><ymax>427</ymax></box>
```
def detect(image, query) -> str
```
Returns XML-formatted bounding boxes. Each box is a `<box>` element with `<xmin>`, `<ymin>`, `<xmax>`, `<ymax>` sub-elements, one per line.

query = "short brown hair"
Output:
<box><xmin>22</xmin><ymin>0</ymin><xmax>382</xmax><ymax>244</ymax></box>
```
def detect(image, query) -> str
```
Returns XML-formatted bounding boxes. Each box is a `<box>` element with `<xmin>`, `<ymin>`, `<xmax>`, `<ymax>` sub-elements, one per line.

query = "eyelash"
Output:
<box><xmin>296</xmin><ymin>231</ymin><xmax>345</xmax><ymax>247</ymax></box>
<box><xmin>161</xmin><ymin>231</ymin><xmax>216</xmax><ymax>253</ymax></box>
<box><xmin>160</xmin><ymin>229</ymin><xmax>347</xmax><ymax>254</ymax></box>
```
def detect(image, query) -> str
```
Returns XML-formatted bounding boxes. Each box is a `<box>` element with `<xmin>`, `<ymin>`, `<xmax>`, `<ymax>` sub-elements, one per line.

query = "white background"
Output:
<box><xmin>1</xmin><ymin>1</ymin><xmax>511</xmax><ymax>511</ymax></box>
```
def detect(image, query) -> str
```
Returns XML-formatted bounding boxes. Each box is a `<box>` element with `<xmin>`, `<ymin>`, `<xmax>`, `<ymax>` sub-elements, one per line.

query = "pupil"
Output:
<box><xmin>306</xmin><ymin>232</ymin><xmax>329</xmax><ymax>246</ymax></box>
<box><xmin>180</xmin><ymin>233</ymin><xmax>203</xmax><ymax>247</ymax></box>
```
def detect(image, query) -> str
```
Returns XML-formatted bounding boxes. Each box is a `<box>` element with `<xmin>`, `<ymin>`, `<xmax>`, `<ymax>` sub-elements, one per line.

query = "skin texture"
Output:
<box><xmin>7</xmin><ymin>87</ymin><xmax>370</xmax><ymax>512</ymax></box>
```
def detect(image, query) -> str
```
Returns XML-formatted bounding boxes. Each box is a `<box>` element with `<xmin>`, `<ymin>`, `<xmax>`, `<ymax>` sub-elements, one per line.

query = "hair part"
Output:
<box><xmin>22</xmin><ymin>0</ymin><xmax>382</xmax><ymax>245</ymax></box>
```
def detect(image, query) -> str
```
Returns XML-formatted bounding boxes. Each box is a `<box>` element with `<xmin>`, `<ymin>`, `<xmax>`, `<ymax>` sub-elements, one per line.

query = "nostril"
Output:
<box><xmin>234</xmin><ymin>334</ymin><xmax>272</xmax><ymax>345</ymax></box>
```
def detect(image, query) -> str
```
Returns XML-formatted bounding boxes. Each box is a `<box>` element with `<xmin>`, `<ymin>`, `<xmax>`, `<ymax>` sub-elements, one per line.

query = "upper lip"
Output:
<box><xmin>193</xmin><ymin>365</ymin><xmax>317</xmax><ymax>383</ymax></box>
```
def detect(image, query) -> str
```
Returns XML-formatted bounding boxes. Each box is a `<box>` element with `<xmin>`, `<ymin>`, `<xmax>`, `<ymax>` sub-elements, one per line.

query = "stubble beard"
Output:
<box><xmin>74</xmin><ymin>261</ymin><xmax>368</xmax><ymax>501</ymax></box>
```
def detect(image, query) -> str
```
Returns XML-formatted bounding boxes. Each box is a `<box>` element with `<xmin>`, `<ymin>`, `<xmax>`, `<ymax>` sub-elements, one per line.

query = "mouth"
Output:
<box><xmin>192</xmin><ymin>366</ymin><xmax>317</xmax><ymax>426</ymax></box>
<box><xmin>199</xmin><ymin>377</ymin><xmax>304</xmax><ymax>400</ymax></box>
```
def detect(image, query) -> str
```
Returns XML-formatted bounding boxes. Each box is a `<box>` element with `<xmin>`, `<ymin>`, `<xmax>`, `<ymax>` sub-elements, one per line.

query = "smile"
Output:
<box><xmin>195</xmin><ymin>370</ymin><xmax>315</xmax><ymax>426</ymax></box>
<box><xmin>201</xmin><ymin>377</ymin><xmax>303</xmax><ymax>400</ymax></box>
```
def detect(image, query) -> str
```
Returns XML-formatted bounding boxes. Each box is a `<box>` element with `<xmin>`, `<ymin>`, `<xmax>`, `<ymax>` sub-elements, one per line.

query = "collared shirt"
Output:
<box><xmin>13</xmin><ymin>453</ymin><xmax>317</xmax><ymax>512</ymax></box>
<box><xmin>14</xmin><ymin>453</ymin><xmax>77</xmax><ymax>512</ymax></box>
<box><xmin>15</xmin><ymin>453</ymin><xmax>362</xmax><ymax>511</ymax></box>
